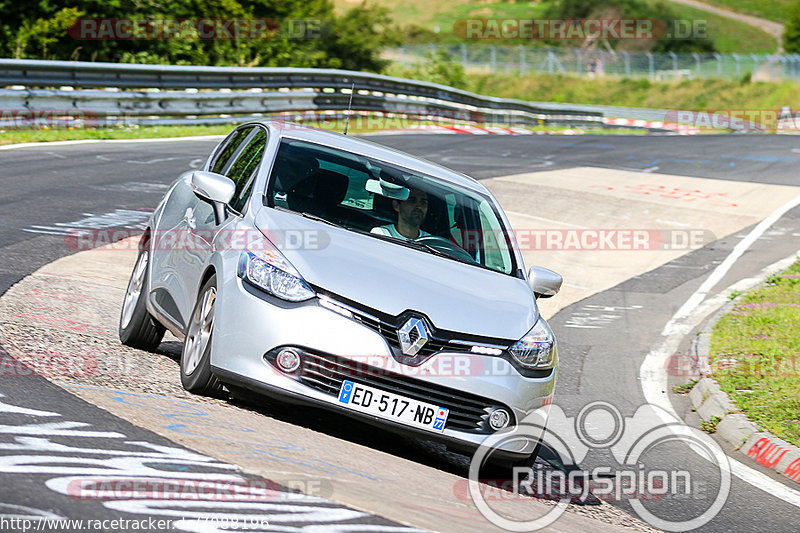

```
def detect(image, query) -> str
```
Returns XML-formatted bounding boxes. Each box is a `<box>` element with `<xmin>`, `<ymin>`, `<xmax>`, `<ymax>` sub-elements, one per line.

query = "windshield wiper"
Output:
<box><xmin>275</xmin><ymin>207</ymin><xmax>346</xmax><ymax>230</ymax></box>
<box><xmin>366</xmin><ymin>231</ymin><xmax>475</xmax><ymax>265</ymax></box>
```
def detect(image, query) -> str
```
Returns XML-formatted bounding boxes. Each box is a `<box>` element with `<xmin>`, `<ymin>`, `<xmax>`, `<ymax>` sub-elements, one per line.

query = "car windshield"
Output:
<box><xmin>266</xmin><ymin>137</ymin><xmax>517</xmax><ymax>276</ymax></box>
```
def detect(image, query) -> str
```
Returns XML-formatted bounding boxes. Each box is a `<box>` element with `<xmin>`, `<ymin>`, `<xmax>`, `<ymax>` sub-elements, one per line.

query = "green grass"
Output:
<box><xmin>0</xmin><ymin>115</ymin><xmax>644</xmax><ymax>146</ymax></box>
<box><xmin>0</xmin><ymin>124</ymin><xmax>232</xmax><ymax>146</ymax></box>
<box><xmin>337</xmin><ymin>0</ymin><xmax>778</xmax><ymax>52</ymax></box>
<box><xmin>696</xmin><ymin>0</ymin><xmax>793</xmax><ymax>23</ymax></box>
<box><xmin>428</xmin><ymin>1</ymin><xmax>549</xmax><ymax>37</ymax></box>
<box><xmin>709</xmin><ymin>260</ymin><xmax>800</xmax><ymax>447</ymax></box>
<box><xmin>468</xmin><ymin>72</ymin><xmax>800</xmax><ymax>112</ymax></box>
<box><xmin>663</xmin><ymin>1</ymin><xmax>778</xmax><ymax>53</ymax></box>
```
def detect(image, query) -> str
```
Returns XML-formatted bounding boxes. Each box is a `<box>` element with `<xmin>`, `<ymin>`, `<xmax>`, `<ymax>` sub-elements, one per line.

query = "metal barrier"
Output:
<box><xmin>0</xmin><ymin>59</ymin><xmax>604</xmax><ymax>129</ymax></box>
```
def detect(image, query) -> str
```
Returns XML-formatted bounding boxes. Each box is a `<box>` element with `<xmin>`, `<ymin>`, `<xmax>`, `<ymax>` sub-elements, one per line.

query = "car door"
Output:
<box><xmin>179</xmin><ymin>125</ymin><xmax>269</xmax><ymax>324</ymax></box>
<box><xmin>150</xmin><ymin>126</ymin><xmax>262</xmax><ymax>331</ymax></box>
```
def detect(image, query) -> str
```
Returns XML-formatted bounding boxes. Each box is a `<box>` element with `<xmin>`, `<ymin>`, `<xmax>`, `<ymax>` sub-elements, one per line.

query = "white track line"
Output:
<box><xmin>640</xmin><ymin>192</ymin><xmax>800</xmax><ymax>506</ymax></box>
<box><xmin>672</xmin><ymin>193</ymin><xmax>800</xmax><ymax>323</ymax></box>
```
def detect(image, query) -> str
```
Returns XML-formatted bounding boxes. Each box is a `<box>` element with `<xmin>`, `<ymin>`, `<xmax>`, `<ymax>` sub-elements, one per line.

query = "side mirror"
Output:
<box><xmin>191</xmin><ymin>171</ymin><xmax>235</xmax><ymax>225</ymax></box>
<box><xmin>528</xmin><ymin>266</ymin><xmax>562</xmax><ymax>299</ymax></box>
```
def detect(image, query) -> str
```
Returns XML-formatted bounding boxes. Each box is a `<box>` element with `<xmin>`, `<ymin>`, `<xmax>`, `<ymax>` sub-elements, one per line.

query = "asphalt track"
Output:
<box><xmin>2</xmin><ymin>133</ymin><xmax>800</xmax><ymax>531</ymax></box>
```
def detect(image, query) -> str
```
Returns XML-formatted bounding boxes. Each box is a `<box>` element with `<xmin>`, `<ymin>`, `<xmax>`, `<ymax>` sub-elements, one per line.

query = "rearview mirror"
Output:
<box><xmin>191</xmin><ymin>171</ymin><xmax>235</xmax><ymax>224</ymax></box>
<box><xmin>365</xmin><ymin>178</ymin><xmax>409</xmax><ymax>200</ymax></box>
<box><xmin>528</xmin><ymin>266</ymin><xmax>562</xmax><ymax>298</ymax></box>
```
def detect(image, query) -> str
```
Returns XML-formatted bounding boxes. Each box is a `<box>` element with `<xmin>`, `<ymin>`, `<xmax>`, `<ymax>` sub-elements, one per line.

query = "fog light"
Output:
<box><xmin>276</xmin><ymin>348</ymin><xmax>301</xmax><ymax>373</ymax></box>
<box><xmin>488</xmin><ymin>408</ymin><xmax>510</xmax><ymax>430</ymax></box>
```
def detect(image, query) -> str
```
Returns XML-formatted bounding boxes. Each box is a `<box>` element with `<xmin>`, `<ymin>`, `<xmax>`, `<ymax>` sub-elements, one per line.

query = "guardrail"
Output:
<box><xmin>0</xmin><ymin>59</ymin><xmax>606</xmax><ymax>129</ymax></box>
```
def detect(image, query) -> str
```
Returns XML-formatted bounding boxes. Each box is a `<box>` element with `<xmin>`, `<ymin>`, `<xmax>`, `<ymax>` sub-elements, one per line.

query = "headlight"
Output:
<box><xmin>508</xmin><ymin>318</ymin><xmax>557</xmax><ymax>369</ymax></box>
<box><xmin>238</xmin><ymin>243</ymin><xmax>315</xmax><ymax>302</ymax></box>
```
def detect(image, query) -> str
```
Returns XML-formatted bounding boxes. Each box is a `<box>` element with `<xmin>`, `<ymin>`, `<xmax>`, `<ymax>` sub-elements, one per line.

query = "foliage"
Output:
<box><xmin>700</xmin><ymin>416</ymin><xmax>721</xmax><ymax>433</ymax></box>
<box><xmin>709</xmin><ymin>260</ymin><xmax>800</xmax><ymax>447</ymax></box>
<box><xmin>784</xmin><ymin>0</ymin><xmax>800</xmax><ymax>54</ymax></box>
<box><xmin>14</xmin><ymin>7</ymin><xmax>85</xmax><ymax>59</ymax></box>
<box><xmin>544</xmin><ymin>0</ymin><xmax>715</xmax><ymax>53</ymax></box>
<box><xmin>388</xmin><ymin>48</ymin><xmax>468</xmax><ymax>89</ymax></box>
<box><xmin>0</xmin><ymin>0</ymin><xmax>398</xmax><ymax>72</ymax></box>
<box><xmin>672</xmin><ymin>379</ymin><xmax>698</xmax><ymax>394</ymax></box>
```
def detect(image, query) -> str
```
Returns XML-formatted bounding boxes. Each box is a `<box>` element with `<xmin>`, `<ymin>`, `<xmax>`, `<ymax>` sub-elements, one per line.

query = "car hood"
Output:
<box><xmin>255</xmin><ymin>209</ymin><xmax>538</xmax><ymax>340</ymax></box>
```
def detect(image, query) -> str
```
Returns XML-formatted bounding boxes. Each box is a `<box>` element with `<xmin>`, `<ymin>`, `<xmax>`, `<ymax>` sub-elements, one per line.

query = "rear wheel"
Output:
<box><xmin>119</xmin><ymin>249</ymin><xmax>165</xmax><ymax>350</ymax></box>
<box><xmin>180</xmin><ymin>275</ymin><xmax>224</xmax><ymax>396</ymax></box>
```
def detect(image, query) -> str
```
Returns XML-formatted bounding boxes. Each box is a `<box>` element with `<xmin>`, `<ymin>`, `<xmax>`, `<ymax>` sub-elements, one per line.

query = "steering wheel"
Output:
<box><xmin>415</xmin><ymin>235</ymin><xmax>477</xmax><ymax>264</ymax></box>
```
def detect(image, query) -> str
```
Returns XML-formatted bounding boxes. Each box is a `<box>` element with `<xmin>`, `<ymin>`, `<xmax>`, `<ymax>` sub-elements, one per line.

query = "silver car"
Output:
<box><xmin>119</xmin><ymin>120</ymin><xmax>562</xmax><ymax>469</ymax></box>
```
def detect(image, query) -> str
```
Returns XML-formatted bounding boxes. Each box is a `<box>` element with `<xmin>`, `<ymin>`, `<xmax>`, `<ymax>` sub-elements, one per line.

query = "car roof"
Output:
<box><xmin>245</xmin><ymin>120</ymin><xmax>489</xmax><ymax>195</ymax></box>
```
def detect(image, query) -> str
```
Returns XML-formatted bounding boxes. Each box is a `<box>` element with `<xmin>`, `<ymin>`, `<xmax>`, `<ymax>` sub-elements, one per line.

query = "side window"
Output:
<box><xmin>226</xmin><ymin>128</ymin><xmax>268</xmax><ymax>213</ymax></box>
<box><xmin>478</xmin><ymin>200</ymin><xmax>513</xmax><ymax>274</ymax></box>
<box><xmin>210</xmin><ymin>127</ymin><xmax>252</xmax><ymax>174</ymax></box>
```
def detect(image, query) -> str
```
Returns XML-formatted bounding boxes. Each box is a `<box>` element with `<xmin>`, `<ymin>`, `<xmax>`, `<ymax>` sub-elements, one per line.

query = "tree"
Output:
<box><xmin>784</xmin><ymin>0</ymin><xmax>800</xmax><ymax>54</ymax></box>
<box><xmin>0</xmin><ymin>0</ymin><xmax>400</xmax><ymax>72</ymax></box>
<box><xmin>544</xmin><ymin>0</ymin><xmax>716</xmax><ymax>53</ymax></box>
<box><xmin>15</xmin><ymin>8</ymin><xmax>85</xmax><ymax>59</ymax></box>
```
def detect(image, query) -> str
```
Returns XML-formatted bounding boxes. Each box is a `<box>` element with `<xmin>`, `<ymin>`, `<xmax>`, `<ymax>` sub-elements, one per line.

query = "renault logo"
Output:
<box><xmin>398</xmin><ymin>317</ymin><xmax>428</xmax><ymax>356</ymax></box>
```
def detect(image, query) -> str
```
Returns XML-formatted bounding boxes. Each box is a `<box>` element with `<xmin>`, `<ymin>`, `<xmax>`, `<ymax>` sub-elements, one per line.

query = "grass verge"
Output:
<box><xmin>664</xmin><ymin>0</ymin><xmax>778</xmax><ymax>53</ymax></box>
<box><xmin>699</xmin><ymin>0</ymin><xmax>792</xmax><ymax>24</ymax></box>
<box><xmin>468</xmin><ymin>73</ymin><xmax>800</xmax><ymax>112</ymax></box>
<box><xmin>0</xmin><ymin>117</ymin><xmax>645</xmax><ymax>146</ymax></box>
<box><xmin>709</xmin><ymin>260</ymin><xmax>800</xmax><ymax>447</ymax></box>
<box><xmin>335</xmin><ymin>0</ymin><xmax>777</xmax><ymax>53</ymax></box>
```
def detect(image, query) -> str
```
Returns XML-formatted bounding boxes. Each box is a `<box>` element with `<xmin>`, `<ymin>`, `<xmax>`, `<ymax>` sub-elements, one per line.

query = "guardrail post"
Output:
<box><xmin>750</xmin><ymin>53</ymin><xmax>760</xmax><ymax>78</ymax></box>
<box><xmin>519</xmin><ymin>45</ymin><xmax>526</xmax><ymax>74</ymax></box>
<box><xmin>692</xmin><ymin>52</ymin><xmax>700</xmax><ymax>78</ymax></box>
<box><xmin>669</xmin><ymin>51</ymin><xmax>677</xmax><ymax>75</ymax></box>
<box><xmin>714</xmin><ymin>53</ymin><xmax>722</xmax><ymax>77</ymax></box>
<box><xmin>646</xmin><ymin>52</ymin><xmax>654</xmax><ymax>80</ymax></box>
<box><xmin>622</xmin><ymin>51</ymin><xmax>630</xmax><ymax>77</ymax></box>
<box><xmin>732</xmin><ymin>53</ymin><xmax>741</xmax><ymax>78</ymax></box>
<box><xmin>490</xmin><ymin>45</ymin><xmax>496</xmax><ymax>72</ymax></box>
<box><xmin>460</xmin><ymin>43</ymin><xmax>467</xmax><ymax>68</ymax></box>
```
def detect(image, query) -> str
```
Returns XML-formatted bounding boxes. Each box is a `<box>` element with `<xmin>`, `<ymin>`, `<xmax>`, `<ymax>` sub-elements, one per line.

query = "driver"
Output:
<box><xmin>371</xmin><ymin>188</ymin><xmax>430</xmax><ymax>240</ymax></box>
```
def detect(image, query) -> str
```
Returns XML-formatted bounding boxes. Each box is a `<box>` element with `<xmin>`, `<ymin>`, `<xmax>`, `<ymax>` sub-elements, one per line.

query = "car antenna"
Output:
<box><xmin>343</xmin><ymin>82</ymin><xmax>355</xmax><ymax>135</ymax></box>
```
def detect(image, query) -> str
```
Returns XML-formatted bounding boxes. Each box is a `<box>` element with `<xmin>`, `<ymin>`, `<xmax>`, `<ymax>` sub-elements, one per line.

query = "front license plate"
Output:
<box><xmin>337</xmin><ymin>380</ymin><xmax>449</xmax><ymax>433</ymax></box>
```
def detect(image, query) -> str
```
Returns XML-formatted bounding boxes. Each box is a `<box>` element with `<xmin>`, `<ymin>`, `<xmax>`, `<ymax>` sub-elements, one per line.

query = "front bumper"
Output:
<box><xmin>211</xmin><ymin>274</ymin><xmax>557</xmax><ymax>457</ymax></box>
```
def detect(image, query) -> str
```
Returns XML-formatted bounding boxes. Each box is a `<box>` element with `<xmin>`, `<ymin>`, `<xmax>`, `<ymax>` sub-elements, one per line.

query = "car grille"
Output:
<box><xmin>315</xmin><ymin>292</ymin><xmax>512</xmax><ymax>362</ymax></box>
<box><xmin>297</xmin><ymin>350</ymin><xmax>513</xmax><ymax>434</ymax></box>
<box><xmin>352</xmin><ymin>312</ymin><xmax>455</xmax><ymax>358</ymax></box>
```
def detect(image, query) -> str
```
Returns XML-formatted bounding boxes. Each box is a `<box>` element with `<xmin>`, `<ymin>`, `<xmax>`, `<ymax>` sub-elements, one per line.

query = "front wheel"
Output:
<box><xmin>478</xmin><ymin>440</ymin><xmax>542</xmax><ymax>481</ymax></box>
<box><xmin>180</xmin><ymin>275</ymin><xmax>224</xmax><ymax>396</ymax></box>
<box><xmin>119</xmin><ymin>249</ymin><xmax>165</xmax><ymax>350</ymax></box>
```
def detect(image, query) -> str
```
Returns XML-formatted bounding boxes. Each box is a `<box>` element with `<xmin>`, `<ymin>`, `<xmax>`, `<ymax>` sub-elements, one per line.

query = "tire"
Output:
<box><xmin>119</xmin><ymin>249</ymin><xmax>165</xmax><ymax>350</ymax></box>
<box><xmin>478</xmin><ymin>440</ymin><xmax>542</xmax><ymax>481</ymax></box>
<box><xmin>180</xmin><ymin>274</ymin><xmax>224</xmax><ymax>396</ymax></box>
